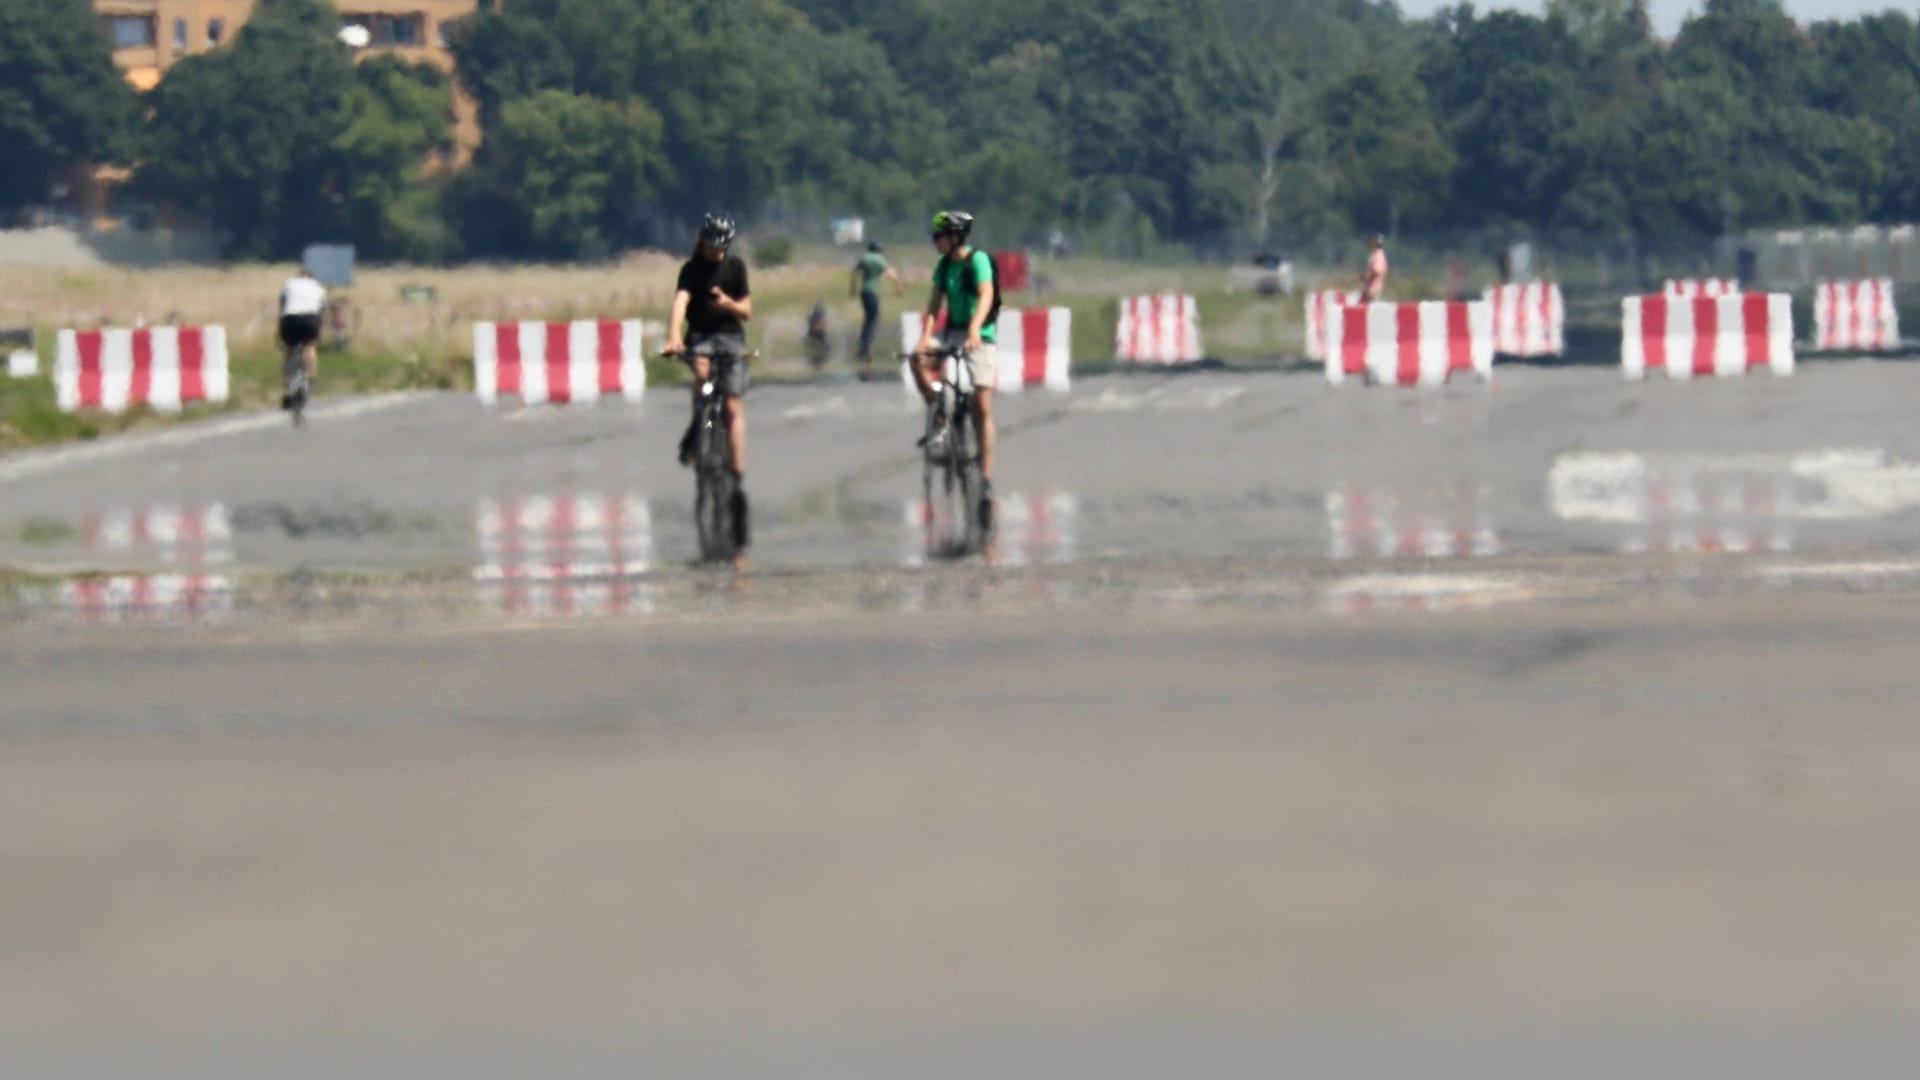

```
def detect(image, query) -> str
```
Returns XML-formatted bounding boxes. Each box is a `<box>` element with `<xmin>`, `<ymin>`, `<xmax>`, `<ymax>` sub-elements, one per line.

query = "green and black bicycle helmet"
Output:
<box><xmin>701</xmin><ymin>211</ymin><xmax>737</xmax><ymax>251</ymax></box>
<box><xmin>931</xmin><ymin>210</ymin><xmax>974</xmax><ymax>242</ymax></box>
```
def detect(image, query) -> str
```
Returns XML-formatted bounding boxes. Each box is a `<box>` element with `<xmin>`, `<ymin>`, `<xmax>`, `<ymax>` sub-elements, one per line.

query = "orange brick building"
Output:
<box><xmin>94</xmin><ymin>0</ymin><xmax>484</xmax><ymax>161</ymax></box>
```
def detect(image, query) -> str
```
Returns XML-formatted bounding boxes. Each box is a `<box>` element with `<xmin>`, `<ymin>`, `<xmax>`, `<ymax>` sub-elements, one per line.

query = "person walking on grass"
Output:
<box><xmin>851</xmin><ymin>240</ymin><xmax>902</xmax><ymax>381</ymax></box>
<box><xmin>1360</xmin><ymin>232</ymin><xmax>1389</xmax><ymax>303</ymax></box>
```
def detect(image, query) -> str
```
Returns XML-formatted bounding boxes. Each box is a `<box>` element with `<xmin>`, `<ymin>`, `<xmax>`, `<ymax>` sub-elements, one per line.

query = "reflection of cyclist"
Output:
<box><xmin>850</xmin><ymin>240</ymin><xmax>901</xmax><ymax>380</ymax></box>
<box><xmin>911</xmin><ymin>210</ymin><xmax>998</xmax><ymax>497</ymax></box>
<box><xmin>665</xmin><ymin>212</ymin><xmax>753</xmax><ymax>480</ymax></box>
<box><xmin>278</xmin><ymin>262</ymin><xmax>325</xmax><ymax>408</ymax></box>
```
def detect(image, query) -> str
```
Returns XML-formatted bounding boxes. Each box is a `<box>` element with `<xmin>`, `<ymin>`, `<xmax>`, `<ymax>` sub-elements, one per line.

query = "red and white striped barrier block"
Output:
<box><xmin>54</xmin><ymin>326</ymin><xmax>229</xmax><ymax>414</ymax></box>
<box><xmin>1115</xmin><ymin>294</ymin><xmax>1203</xmax><ymax>365</ymax></box>
<box><xmin>1665</xmin><ymin>279</ymin><xmax>1741</xmax><ymax>298</ymax></box>
<box><xmin>473</xmin><ymin>320</ymin><xmax>645</xmax><ymax>405</ymax></box>
<box><xmin>896</xmin><ymin>309</ymin><xmax>1071</xmax><ymax>392</ymax></box>
<box><xmin>1304</xmin><ymin>290</ymin><xmax>1359</xmax><ymax>361</ymax></box>
<box><xmin>1322</xmin><ymin>301</ymin><xmax>1494</xmax><ymax>386</ymax></box>
<box><xmin>1483</xmin><ymin>282</ymin><xmax>1565</xmax><ymax>357</ymax></box>
<box><xmin>1621</xmin><ymin>294</ymin><xmax>1793</xmax><ymax>379</ymax></box>
<box><xmin>1325</xmin><ymin>486</ymin><xmax>1500</xmax><ymax>561</ymax></box>
<box><xmin>1813</xmin><ymin>279</ymin><xmax>1900</xmax><ymax>352</ymax></box>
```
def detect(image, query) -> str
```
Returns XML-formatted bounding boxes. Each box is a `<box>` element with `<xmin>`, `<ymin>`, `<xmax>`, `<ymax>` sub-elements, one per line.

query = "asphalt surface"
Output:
<box><xmin>4</xmin><ymin>363</ymin><xmax>1920</xmax><ymax>1076</ymax></box>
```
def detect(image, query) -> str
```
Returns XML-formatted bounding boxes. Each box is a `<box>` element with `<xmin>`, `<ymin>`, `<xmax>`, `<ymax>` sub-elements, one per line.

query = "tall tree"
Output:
<box><xmin>143</xmin><ymin>0</ymin><xmax>356</xmax><ymax>257</ymax></box>
<box><xmin>0</xmin><ymin>0</ymin><xmax>140</xmax><ymax>212</ymax></box>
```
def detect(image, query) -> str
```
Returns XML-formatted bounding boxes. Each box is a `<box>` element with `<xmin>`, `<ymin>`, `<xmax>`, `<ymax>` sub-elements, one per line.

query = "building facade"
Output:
<box><xmin>94</xmin><ymin>0</ymin><xmax>483</xmax><ymax>158</ymax></box>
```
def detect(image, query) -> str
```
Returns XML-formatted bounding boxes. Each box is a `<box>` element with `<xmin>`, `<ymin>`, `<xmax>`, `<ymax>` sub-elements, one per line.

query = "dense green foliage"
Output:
<box><xmin>18</xmin><ymin>0</ymin><xmax>1920</xmax><ymax>261</ymax></box>
<box><xmin>0</xmin><ymin>0</ymin><xmax>140</xmax><ymax>211</ymax></box>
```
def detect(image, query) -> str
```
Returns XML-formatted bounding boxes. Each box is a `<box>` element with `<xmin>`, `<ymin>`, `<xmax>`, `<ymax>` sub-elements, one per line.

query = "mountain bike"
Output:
<box><xmin>907</xmin><ymin>344</ymin><xmax>991</xmax><ymax>555</ymax></box>
<box><xmin>675</xmin><ymin>346</ymin><xmax>755</xmax><ymax>563</ymax></box>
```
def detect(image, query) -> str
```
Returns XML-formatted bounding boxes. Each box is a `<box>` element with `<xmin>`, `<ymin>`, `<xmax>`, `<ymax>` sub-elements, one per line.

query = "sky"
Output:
<box><xmin>1397</xmin><ymin>0</ymin><xmax>1918</xmax><ymax>35</ymax></box>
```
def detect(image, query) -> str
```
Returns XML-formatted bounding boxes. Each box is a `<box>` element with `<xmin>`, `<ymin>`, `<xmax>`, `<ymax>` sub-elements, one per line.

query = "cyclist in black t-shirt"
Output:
<box><xmin>664</xmin><ymin>212</ymin><xmax>753</xmax><ymax>474</ymax></box>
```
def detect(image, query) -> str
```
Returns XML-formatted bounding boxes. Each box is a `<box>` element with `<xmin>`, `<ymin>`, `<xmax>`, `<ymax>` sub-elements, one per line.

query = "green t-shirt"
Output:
<box><xmin>931</xmin><ymin>248</ymin><xmax>997</xmax><ymax>343</ymax></box>
<box><xmin>856</xmin><ymin>252</ymin><xmax>888</xmax><ymax>296</ymax></box>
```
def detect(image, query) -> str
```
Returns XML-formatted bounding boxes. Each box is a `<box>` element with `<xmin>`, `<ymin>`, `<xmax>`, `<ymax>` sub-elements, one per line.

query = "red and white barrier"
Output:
<box><xmin>1304</xmin><ymin>290</ymin><xmax>1359</xmax><ymax>361</ymax></box>
<box><xmin>1665</xmin><ymin>279</ymin><xmax>1741</xmax><ymax>298</ymax></box>
<box><xmin>1813</xmin><ymin>279</ymin><xmax>1900</xmax><ymax>352</ymax></box>
<box><xmin>1483</xmin><ymin>282</ymin><xmax>1565</xmax><ymax>357</ymax></box>
<box><xmin>1621</xmin><ymin>294</ymin><xmax>1793</xmax><ymax>379</ymax></box>
<box><xmin>897</xmin><ymin>309</ymin><xmax>1071</xmax><ymax>392</ymax></box>
<box><xmin>1322</xmin><ymin>301</ymin><xmax>1494</xmax><ymax>386</ymax></box>
<box><xmin>1325</xmin><ymin>487</ymin><xmax>1500</xmax><ymax>561</ymax></box>
<box><xmin>54</xmin><ymin>326</ymin><xmax>229</xmax><ymax>414</ymax></box>
<box><xmin>1115</xmin><ymin>294</ymin><xmax>1203</xmax><ymax>365</ymax></box>
<box><xmin>473</xmin><ymin>320</ymin><xmax>644</xmax><ymax>405</ymax></box>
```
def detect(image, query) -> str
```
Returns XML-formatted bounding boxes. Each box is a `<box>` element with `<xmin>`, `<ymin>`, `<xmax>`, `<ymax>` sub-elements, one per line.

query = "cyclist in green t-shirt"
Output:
<box><xmin>850</xmin><ymin>241</ymin><xmax>902</xmax><ymax>380</ymax></box>
<box><xmin>911</xmin><ymin>210</ymin><xmax>999</xmax><ymax>496</ymax></box>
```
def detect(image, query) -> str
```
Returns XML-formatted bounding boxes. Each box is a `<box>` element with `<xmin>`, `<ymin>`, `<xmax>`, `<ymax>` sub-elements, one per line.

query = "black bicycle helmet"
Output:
<box><xmin>868</xmin><ymin>240</ymin><xmax>884</xmax><ymax>253</ymax></box>
<box><xmin>930</xmin><ymin>210</ymin><xmax>974</xmax><ymax>241</ymax></box>
<box><xmin>700</xmin><ymin>211</ymin><xmax>737</xmax><ymax>251</ymax></box>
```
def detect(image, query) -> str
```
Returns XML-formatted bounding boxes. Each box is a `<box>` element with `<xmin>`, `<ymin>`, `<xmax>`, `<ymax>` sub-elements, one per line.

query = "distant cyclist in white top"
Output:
<box><xmin>279</xmin><ymin>264</ymin><xmax>326</xmax><ymax>406</ymax></box>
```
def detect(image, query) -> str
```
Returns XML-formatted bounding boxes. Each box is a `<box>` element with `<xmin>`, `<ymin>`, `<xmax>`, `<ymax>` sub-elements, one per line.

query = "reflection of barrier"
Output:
<box><xmin>472</xmin><ymin>319</ymin><xmax>644</xmax><ymax>405</ymax></box>
<box><xmin>1115</xmin><ymin>294</ymin><xmax>1202</xmax><ymax>365</ymax></box>
<box><xmin>896</xmin><ymin>309</ymin><xmax>1071</xmax><ymax>392</ymax></box>
<box><xmin>474</xmin><ymin>493</ymin><xmax>653</xmax><ymax>618</ymax></box>
<box><xmin>904</xmin><ymin>492</ymin><xmax>1076</xmax><ymax>567</ymax></box>
<box><xmin>57</xmin><ymin>502</ymin><xmax>234</xmax><ymax>624</ymax></box>
<box><xmin>1303</xmin><ymin>290</ymin><xmax>1357</xmax><ymax>361</ymax></box>
<box><xmin>1621</xmin><ymin>294</ymin><xmax>1793</xmax><ymax>379</ymax></box>
<box><xmin>1325</xmin><ymin>486</ymin><xmax>1500</xmax><ymax>560</ymax></box>
<box><xmin>1665</xmin><ymin>279</ymin><xmax>1740</xmax><ymax>298</ymax></box>
<box><xmin>60</xmin><ymin>575</ymin><xmax>232</xmax><ymax>625</ymax></box>
<box><xmin>1322</xmin><ymin>301</ymin><xmax>1494</xmax><ymax>387</ymax></box>
<box><xmin>1483</xmin><ymin>282</ymin><xmax>1565</xmax><ymax>357</ymax></box>
<box><xmin>1813</xmin><ymin>279</ymin><xmax>1900</xmax><ymax>352</ymax></box>
<box><xmin>1548</xmin><ymin>452</ymin><xmax>1797</xmax><ymax>555</ymax></box>
<box><xmin>54</xmin><ymin>326</ymin><xmax>229</xmax><ymax>413</ymax></box>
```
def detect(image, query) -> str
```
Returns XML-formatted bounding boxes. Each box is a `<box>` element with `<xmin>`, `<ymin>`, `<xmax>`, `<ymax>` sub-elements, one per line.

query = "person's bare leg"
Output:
<box><xmin>303</xmin><ymin>342</ymin><xmax>318</xmax><ymax>383</ymax></box>
<box><xmin>724</xmin><ymin>395</ymin><xmax>746</xmax><ymax>475</ymax></box>
<box><xmin>974</xmin><ymin>387</ymin><xmax>995</xmax><ymax>484</ymax></box>
<box><xmin>910</xmin><ymin>353</ymin><xmax>937</xmax><ymax>402</ymax></box>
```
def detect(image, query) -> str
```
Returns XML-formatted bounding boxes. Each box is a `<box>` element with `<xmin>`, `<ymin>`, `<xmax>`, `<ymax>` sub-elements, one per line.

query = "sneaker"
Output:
<box><xmin>677</xmin><ymin>423</ymin><xmax>696</xmax><ymax>467</ymax></box>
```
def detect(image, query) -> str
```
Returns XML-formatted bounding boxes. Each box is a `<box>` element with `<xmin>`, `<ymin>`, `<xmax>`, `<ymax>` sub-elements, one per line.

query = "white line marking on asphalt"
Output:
<box><xmin>0</xmin><ymin>392</ymin><xmax>436</xmax><ymax>485</ymax></box>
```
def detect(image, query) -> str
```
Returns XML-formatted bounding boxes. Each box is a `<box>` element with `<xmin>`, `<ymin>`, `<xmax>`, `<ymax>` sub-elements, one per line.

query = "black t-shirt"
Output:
<box><xmin>676</xmin><ymin>253</ymin><xmax>751</xmax><ymax>337</ymax></box>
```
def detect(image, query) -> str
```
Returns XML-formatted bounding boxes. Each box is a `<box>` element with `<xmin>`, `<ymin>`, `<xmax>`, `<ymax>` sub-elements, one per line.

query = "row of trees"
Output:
<box><xmin>8</xmin><ymin>0</ymin><xmax>1920</xmax><ymax>261</ymax></box>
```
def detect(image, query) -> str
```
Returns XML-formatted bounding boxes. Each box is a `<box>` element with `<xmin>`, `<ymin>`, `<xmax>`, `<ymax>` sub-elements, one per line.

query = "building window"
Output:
<box><xmin>208</xmin><ymin>18</ymin><xmax>225</xmax><ymax>45</ymax></box>
<box><xmin>386</xmin><ymin>14</ymin><xmax>423</xmax><ymax>46</ymax></box>
<box><xmin>103</xmin><ymin>15</ymin><xmax>157</xmax><ymax>49</ymax></box>
<box><xmin>173</xmin><ymin>19</ymin><xmax>187</xmax><ymax>50</ymax></box>
<box><xmin>341</xmin><ymin>12</ymin><xmax>428</xmax><ymax>47</ymax></box>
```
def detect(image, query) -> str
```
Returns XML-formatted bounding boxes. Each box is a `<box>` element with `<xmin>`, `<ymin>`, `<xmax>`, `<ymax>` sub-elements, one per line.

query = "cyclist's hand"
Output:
<box><xmin>965</xmin><ymin>328</ymin><xmax>984</xmax><ymax>353</ymax></box>
<box><xmin>914</xmin><ymin>334</ymin><xmax>936</xmax><ymax>359</ymax></box>
<box><xmin>662</xmin><ymin>338</ymin><xmax>685</xmax><ymax>356</ymax></box>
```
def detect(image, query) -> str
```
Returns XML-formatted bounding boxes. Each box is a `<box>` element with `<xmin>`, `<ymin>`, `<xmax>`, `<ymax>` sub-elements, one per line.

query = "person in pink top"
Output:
<box><xmin>1360</xmin><ymin>232</ymin><xmax>1389</xmax><ymax>302</ymax></box>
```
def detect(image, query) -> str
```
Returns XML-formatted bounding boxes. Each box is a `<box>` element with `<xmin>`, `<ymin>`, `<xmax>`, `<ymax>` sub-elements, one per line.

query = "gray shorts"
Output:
<box><xmin>687</xmin><ymin>333</ymin><xmax>750</xmax><ymax>397</ymax></box>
